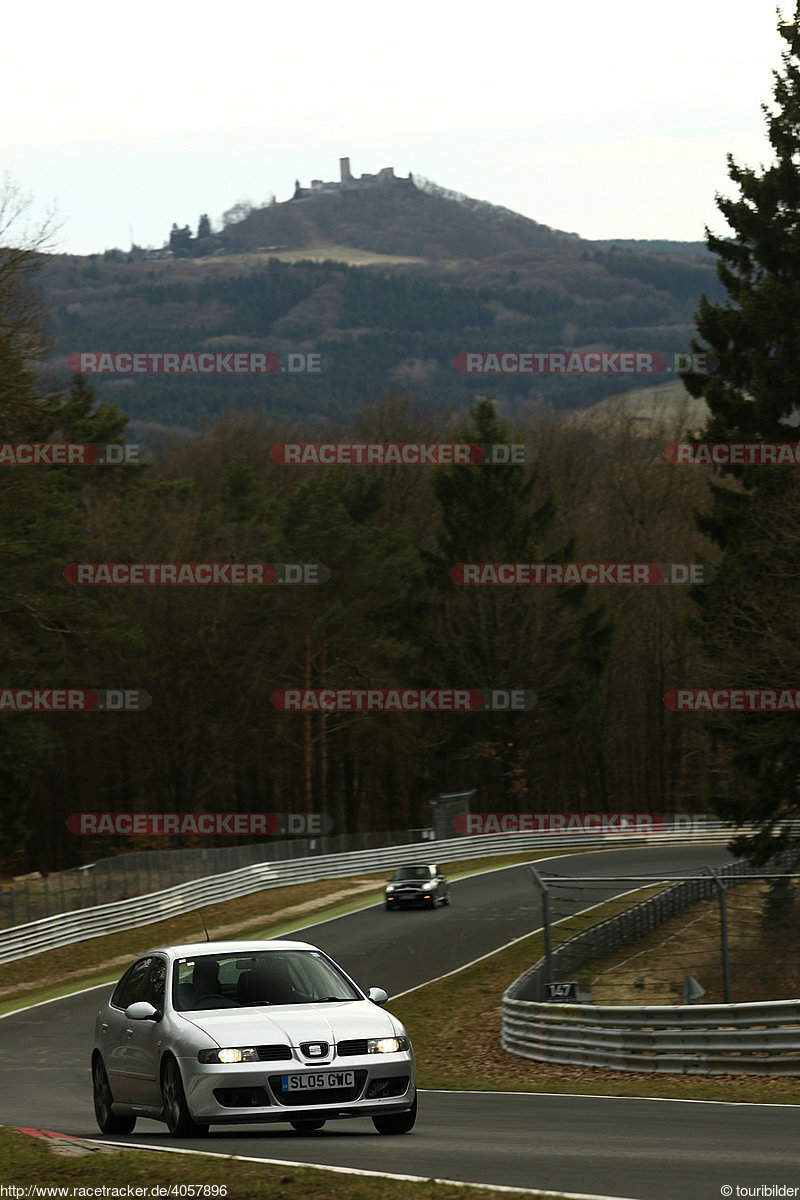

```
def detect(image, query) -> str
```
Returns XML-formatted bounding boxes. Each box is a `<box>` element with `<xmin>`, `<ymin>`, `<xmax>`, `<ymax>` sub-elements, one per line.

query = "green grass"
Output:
<box><xmin>0</xmin><ymin>1126</ymin><xmax>564</xmax><ymax>1198</ymax></box>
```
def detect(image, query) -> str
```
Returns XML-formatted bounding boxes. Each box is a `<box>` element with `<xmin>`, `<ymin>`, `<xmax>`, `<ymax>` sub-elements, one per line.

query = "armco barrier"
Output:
<box><xmin>501</xmin><ymin>849</ymin><xmax>800</xmax><ymax>1074</ymax></box>
<box><xmin>501</xmin><ymin>998</ymin><xmax>800</xmax><ymax>1074</ymax></box>
<box><xmin>0</xmin><ymin>825</ymin><xmax>736</xmax><ymax>965</ymax></box>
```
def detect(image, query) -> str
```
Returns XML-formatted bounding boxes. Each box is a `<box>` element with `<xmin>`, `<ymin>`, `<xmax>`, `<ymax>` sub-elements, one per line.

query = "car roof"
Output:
<box><xmin>140</xmin><ymin>940</ymin><xmax>319</xmax><ymax>959</ymax></box>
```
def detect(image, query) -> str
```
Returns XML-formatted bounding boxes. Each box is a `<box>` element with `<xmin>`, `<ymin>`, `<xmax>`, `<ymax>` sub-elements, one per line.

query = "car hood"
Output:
<box><xmin>180</xmin><ymin>1000</ymin><xmax>399</xmax><ymax>1046</ymax></box>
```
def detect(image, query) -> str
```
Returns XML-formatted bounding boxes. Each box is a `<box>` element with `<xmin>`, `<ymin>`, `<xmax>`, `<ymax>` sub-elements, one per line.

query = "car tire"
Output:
<box><xmin>92</xmin><ymin>1054</ymin><xmax>136</xmax><ymax>1135</ymax></box>
<box><xmin>161</xmin><ymin>1056</ymin><xmax>209</xmax><ymax>1137</ymax></box>
<box><xmin>290</xmin><ymin>1120</ymin><xmax>326</xmax><ymax>1133</ymax></box>
<box><xmin>385</xmin><ymin>901</ymin><xmax>393</xmax><ymax>910</ymax></box>
<box><xmin>442</xmin><ymin>892</ymin><xmax>450</xmax><ymax>906</ymax></box>
<box><xmin>371</xmin><ymin>1091</ymin><xmax>417</xmax><ymax>1134</ymax></box>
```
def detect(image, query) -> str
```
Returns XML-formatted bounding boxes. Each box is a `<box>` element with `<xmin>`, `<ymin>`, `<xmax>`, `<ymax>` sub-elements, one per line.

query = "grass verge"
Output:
<box><xmin>0</xmin><ymin>1126</ymin><xmax>564</xmax><ymax>1198</ymax></box>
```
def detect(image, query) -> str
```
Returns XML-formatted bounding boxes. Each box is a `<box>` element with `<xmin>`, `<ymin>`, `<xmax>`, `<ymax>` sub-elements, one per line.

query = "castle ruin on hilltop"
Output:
<box><xmin>292</xmin><ymin>158</ymin><xmax>413</xmax><ymax>200</ymax></box>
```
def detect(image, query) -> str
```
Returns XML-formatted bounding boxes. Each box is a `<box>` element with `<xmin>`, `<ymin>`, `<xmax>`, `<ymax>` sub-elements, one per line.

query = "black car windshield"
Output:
<box><xmin>172</xmin><ymin>950</ymin><xmax>361</xmax><ymax>1011</ymax></box>
<box><xmin>392</xmin><ymin>867</ymin><xmax>433</xmax><ymax>881</ymax></box>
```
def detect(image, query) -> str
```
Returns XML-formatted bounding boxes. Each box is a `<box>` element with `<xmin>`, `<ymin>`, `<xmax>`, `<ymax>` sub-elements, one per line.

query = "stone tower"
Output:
<box><xmin>340</xmin><ymin>157</ymin><xmax>352</xmax><ymax>184</ymax></box>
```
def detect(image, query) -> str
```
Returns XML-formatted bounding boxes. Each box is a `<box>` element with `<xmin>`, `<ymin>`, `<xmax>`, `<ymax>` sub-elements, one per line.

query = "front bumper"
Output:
<box><xmin>181</xmin><ymin>1053</ymin><xmax>416</xmax><ymax>1125</ymax></box>
<box><xmin>385</xmin><ymin>889</ymin><xmax>437</xmax><ymax>907</ymax></box>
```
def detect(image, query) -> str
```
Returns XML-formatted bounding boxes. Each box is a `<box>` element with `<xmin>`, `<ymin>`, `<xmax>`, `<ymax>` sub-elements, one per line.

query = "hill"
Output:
<box><xmin>39</xmin><ymin>170</ymin><xmax>725</xmax><ymax>436</ymax></box>
<box><xmin>220</xmin><ymin>167</ymin><xmax>581</xmax><ymax>260</ymax></box>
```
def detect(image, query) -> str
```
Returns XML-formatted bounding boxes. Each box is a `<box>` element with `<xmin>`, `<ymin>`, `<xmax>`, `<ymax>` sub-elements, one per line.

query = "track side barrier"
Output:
<box><xmin>0</xmin><ymin>824</ymin><xmax>741</xmax><ymax>964</ymax></box>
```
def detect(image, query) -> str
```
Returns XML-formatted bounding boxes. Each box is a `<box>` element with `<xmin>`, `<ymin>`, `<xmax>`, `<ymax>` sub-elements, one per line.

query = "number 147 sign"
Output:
<box><xmin>545</xmin><ymin>981</ymin><xmax>577</xmax><ymax>1000</ymax></box>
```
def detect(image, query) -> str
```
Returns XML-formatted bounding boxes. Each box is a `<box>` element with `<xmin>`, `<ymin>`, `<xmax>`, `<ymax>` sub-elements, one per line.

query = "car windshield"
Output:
<box><xmin>172</xmin><ymin>950</ymin><xmax>361</xmax><ymax>1011</ymax></box>
<box><xmin>392</xmin><ymin>867</ymin><xmax>433</xmax><ymax>881</ymax></box>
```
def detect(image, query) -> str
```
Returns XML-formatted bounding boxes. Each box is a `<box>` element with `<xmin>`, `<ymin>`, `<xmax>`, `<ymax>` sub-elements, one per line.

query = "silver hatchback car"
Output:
<box><xmin>92</xmin><ymin>939</ymin><xmax>416</xmax><ymax>1137</ymax></box>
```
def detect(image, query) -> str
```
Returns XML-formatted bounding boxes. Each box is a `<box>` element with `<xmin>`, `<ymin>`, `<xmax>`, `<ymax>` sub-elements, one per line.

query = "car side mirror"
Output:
<box><xmin>125</xmin><ymin>1001</ymin><xmax>162</xmax><ymax>1021</ymax></box>
<box><xmin>367</xmin><ymin>987</ymin><xmax>388</xmax><ymax>1005</ymax></box>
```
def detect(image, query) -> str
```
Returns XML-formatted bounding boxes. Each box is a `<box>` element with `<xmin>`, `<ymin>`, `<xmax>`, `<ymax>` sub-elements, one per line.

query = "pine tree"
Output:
<box><xmin>420</xmin><ymin>397</ymin><xmax>613</xmax><ymax>809</ymax></box>
<box><xmin>682</xmin><ymin>6</ymin><xmax>800</xmax><ymax>861</ymax></box>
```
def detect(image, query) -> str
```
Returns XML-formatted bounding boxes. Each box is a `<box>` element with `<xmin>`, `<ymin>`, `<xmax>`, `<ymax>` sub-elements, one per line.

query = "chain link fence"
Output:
<box><xmin>513</xmin><ymin>848</ymin><xmax>799</xmax><ymax>1003</ymax></box>
<box><xmin>0</xmin><ymin>828</ymin><xmax>435</xmax><ymax>930</ymax></box>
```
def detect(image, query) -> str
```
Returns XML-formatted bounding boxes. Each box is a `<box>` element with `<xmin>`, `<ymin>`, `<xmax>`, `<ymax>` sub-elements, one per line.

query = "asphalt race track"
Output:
<box><xmin>2</xmin><ymin>844</ymin><xmax>797</xmax><ymax>1200</ymax></box>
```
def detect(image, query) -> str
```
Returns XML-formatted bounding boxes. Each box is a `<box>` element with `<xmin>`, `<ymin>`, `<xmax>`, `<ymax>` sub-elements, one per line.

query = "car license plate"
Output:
<box><xmin>280</xmin><ymin>1071</ymin><xmax>355</xmax><ymax>1092</ymax></box>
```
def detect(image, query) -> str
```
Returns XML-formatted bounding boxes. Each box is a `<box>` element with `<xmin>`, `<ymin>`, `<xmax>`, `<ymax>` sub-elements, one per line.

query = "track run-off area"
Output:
<box><xmin>1</xmin><ymin>844</ymin><xmax>797</xmax><ymax>1200</ymax></box>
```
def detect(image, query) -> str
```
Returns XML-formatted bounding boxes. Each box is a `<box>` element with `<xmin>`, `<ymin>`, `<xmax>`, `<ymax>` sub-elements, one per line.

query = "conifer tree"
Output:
<box><xmin>682</xmin><ymin>7</ymin><xmax>800</xmax><ymax>860</ymax></box>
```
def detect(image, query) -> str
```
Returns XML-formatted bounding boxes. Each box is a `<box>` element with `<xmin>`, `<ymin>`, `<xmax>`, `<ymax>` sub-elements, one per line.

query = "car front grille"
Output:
<box><xmin>256</xmin><ymin>1044</ymin><xmax>293</xmax><ymax>1061</ymax></box>
<box><xmin>267</xmin><ymin>1069</ymin><xmax>368</xmax><ymax>1106</ymax></box>
<box><xmin>336</xmin><ymin>1039</ymin><xmax>368</xmax><ymax>1056</ymax></box>
<box><xmin>213</xmin><ymin>1087</ymin><xmax>270</xmax><ymax>1107</ymax></box>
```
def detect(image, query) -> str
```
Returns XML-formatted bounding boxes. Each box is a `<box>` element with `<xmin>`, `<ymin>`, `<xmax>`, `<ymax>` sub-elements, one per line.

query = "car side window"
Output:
<box><xmin>111</xmin><ymin>957</ymin><xmax>153</xmax><ymax>1010</ymax></box>
<box><xmin>141</xmin><ymin>956</ymin><xmax>167</xmax><ymax>1009</ymax></box>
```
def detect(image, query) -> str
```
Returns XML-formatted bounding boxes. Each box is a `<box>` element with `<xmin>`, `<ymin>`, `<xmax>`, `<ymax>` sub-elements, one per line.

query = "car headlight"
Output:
<box><xmin>385</xmin><ymin>885</ymin><xmax>395</xmax><ymax>892</ymax></box>
<box><xmin>198</xmin><ymin>1047</ymin><xmax>258</xmax><ymax>1063</ymax></box>
<box><xmin>422</xmin><ymin>881</ymin><xmax>435</xmax><ymax>890</ymax></box>
<box><xmin>368</xmin><ymin>1035</ymin><xmax>410</xmax><ymax>1054</ymax></box>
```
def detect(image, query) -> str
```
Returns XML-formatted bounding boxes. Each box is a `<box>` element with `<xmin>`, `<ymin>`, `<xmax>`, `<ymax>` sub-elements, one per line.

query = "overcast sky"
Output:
<box><xmin>1</xmin><ymin>0</ymin><xmax>787</xmax><ymax>255</ymax></box>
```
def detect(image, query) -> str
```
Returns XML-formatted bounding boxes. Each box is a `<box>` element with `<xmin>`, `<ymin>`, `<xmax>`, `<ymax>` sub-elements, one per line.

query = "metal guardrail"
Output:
<box><xmin>501</xmin><ymin>998</ymin><xmax>800</xmax><ymax>1074</ymax></box>
<box><xmin>501</xmin><ymin>850</ymin><xmax>800</xmax><ymax>1074</ymax></box>
<box><xmin>0</xmin><ymin>825</ymin><xmax>735</xmax><ymax>965</ymax></box>
<box><xmin>0</xmin><ymin>828</ymin><xmax>433</xmax><ymax>929</ymax></box>
<box><xmin>0</xmin><ymin>812</ymin><xmax>746</xmax><ymax>929</ymax></box>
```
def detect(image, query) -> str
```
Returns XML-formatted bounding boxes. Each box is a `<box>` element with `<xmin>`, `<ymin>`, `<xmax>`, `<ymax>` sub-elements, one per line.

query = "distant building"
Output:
<box><xmin>292</xmin><ymin>158</ymin><xmax>409</xmax><ymax>200</ymax></box>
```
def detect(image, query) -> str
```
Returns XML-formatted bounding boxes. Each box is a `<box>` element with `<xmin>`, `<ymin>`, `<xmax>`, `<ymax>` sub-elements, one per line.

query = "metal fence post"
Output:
<box><xmin>707</xmin><ymin>867</ymin><xmax>732</xmax><ymax>1003</ymax></box>
<box><xmin>526</xmin><ymin>864</ymin><xmax>552</xmax><ymax>991</ymax></box>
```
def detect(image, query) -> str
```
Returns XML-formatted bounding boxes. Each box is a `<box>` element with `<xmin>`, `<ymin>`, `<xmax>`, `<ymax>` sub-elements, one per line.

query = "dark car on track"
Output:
<box><xmin>384</xmin><ymin>864</ymin><xmax>450</xmax><ymax>910</ymax></box>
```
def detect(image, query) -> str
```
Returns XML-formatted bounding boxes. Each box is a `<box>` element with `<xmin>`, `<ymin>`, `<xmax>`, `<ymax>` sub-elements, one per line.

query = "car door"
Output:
<box><xmin>102</xmin><ymin>957</ymin><xmax>154</xmax><ymax>1100</ymax></box>
<box><xmin>123</xmin><ymin>955</ymin><xmax>168</xmax><ymax>1106</ymax></box>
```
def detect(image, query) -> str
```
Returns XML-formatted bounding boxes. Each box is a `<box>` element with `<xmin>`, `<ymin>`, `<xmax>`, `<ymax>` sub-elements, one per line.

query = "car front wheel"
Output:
<box><xmin>372</xmin><ymin>1091</ymin><xmax>417</xmax><ymax>1134</ymax></box>
<box><xmin>161</xmin><ymin>1057</ymin><xmax>209</xmax><ymax>1137</ymax></box>
<box><xmin>92</xmin><ymin>1054</ymin><xmax>136</xmax><ymax>1135</ymax></box>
